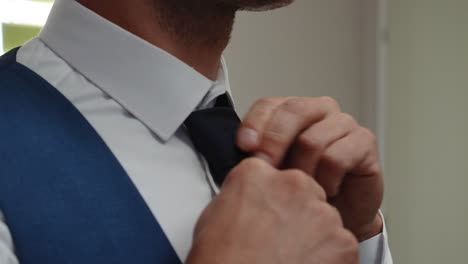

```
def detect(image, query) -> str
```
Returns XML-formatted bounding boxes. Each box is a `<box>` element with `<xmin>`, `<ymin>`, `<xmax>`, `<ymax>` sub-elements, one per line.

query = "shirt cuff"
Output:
<box><xmin>359</xmin><ymin>211</ymin><xmax>393</xmax><ymax>264</ymax></box>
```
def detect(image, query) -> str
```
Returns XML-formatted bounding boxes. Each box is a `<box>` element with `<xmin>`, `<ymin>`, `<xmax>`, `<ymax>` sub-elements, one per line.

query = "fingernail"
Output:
<box><xmin>255</xmin><ymin>152</ymin><xmax>273</xmax><ymax>165</ymax></box>
<box><xmin>238</xmin><ymin>128</ymin><xmax>259</xmax><ymax>149</ymax></box>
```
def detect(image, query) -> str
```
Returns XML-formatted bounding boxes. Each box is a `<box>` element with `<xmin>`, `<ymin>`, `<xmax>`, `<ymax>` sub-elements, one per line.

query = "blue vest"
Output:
<box><xmin>0</xmin><ymin>48</ymin><xmax>181</xmax><ymax>264</ymax></box>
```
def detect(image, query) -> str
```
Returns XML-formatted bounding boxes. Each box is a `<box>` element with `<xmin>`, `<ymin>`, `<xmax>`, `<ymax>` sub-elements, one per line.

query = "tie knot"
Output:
<box><xmin>185</xmin><ymin>94</ymin><xmax>249</xmax><ymax>187</ymax></box>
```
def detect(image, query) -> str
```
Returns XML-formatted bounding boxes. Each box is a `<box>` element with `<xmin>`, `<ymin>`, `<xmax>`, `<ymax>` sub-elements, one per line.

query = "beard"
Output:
<box><xmin>218</xmin><ymin>0</ymin><xmax>295</xmax><ymax>11</ymax></box>
<box><xmin>148</xmin><ymin>0</ymin><xmax>294</xmax><ymax>52</ymax></box>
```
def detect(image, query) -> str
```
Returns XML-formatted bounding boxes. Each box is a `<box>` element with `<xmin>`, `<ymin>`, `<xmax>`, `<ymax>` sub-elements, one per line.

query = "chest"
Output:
<box><xmin>66</xmin><ymin>88</ymin><xmax>216</xmax><ymax>260</ymax></box>
<box><xmin>0</xmin><ymin>53</ymin><xmax>215</xmax><ymax>262</ymax></box>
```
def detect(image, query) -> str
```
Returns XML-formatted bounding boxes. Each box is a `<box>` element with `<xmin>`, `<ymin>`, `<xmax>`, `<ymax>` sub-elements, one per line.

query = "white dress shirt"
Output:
<box><xmin>0</xmin><ymin>0</ymin><xmax>392</xmax><ymax>263</ymax></box>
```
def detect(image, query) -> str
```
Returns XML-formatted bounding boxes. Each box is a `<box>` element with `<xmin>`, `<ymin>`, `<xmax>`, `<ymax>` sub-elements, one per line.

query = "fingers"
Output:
<box><xmin>314</xmin><ymin>128</ymin><xmax>376</xmax><ymax>197</ymax></box>
<box><xmin>286</xmin><ymin>112</ymin><xmax>359</xmax><ymax>176</ymax></box>
<box><xmin>223</xmin><ymin>157</ymin><xmax>276</xmax><ymax>188</ymax></box>
<box><xmin>237</xmin><ymin>97</ymin><xmax>286</xmax><ymax>151</ymax></box>
<box><xmin>225</xmin><ymin>158</ymin><xmax>327</xmax><ymax>202</ymax></box>
<box><xmin>238</xmin><ymin>97</ymin><xmax>341</xmax><ymax>167</ymax></box>
<box><xmin>237</xmin><ymin>96</ymin><xmax>380</xmax><ymax>200</ymax></box>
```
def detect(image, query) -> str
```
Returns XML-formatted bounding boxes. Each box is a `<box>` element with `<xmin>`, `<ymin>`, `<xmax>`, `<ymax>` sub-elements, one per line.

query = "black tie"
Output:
<box><xmin>184</xmin><ymin>94</ymin><xmax>250</xmax><ymax>187</ymax></box>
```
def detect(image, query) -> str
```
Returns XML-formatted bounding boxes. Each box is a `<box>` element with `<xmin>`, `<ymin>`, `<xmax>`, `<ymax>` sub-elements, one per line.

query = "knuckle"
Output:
<box><xmin>255</xmin><ymin>97</ymin><xmax>280</xmax><ymax>107</ymax></box>
<box><xmin>339</xmin><ymin>230</ymin><xmax>359</xmax><ymax>246</ymax></box>
<box><xmin>298</xmin><ymin>133</ymin><xmax>325</xmax><ymax>152</ymax></box>
<box><xmin>312</xmin><ymin>202</ymin><xmax>340</xmax><ymax>223</ymax></box>
<box><xmin>244</xmin><ymin>98</ymin><xmax>280</xmax><ymax>127</ymax></box>
<box><xmin>281</xmin><ymin>169</ymin><xmax>310</xmax><ymax>192</ymax></box>
<box><xmin>337</xmin><ymin>112</ymin><xmax>357</xmax><ymax>126</ymax></box>
<box><xmin>360</xmin><ymin>127</ymin><xmax>377</xmax><ymax>144</ymax></box>
<box><xmin>304</xmin><ymin>199</ymin><xmax>321</xmax><ymax>215</ymax></box>
<box><xmin>240</xmin><ymin>157</ymin><xmax>270</xmax><ymax>172</ymax></box>
<box><xmin>319</xmin><ymin>96</ymin><xmax>340</xmax><ymax>110</ymax></box>
<box><xmin>281</xmin><ymin>97</ymin><xmax>309</xmax><ymax>115</ymax></box>
<box><xmin>367</xmin><ymin>162</ymin><xmax>382</xmax><ymax>176</ymax></box>
<box><xmin>314</xmin><ymin>183</ymin><xmax>327</xmax><ymax>201</ymax></box>
<box><xmin>284</xmin><ymin>168</ymin><xmax>309</xmax><ymax>179</ymax></box>
<box><xmin>307</xmin><ymin>177</ymin><xmax>327</xmax><ymax>201</ymax></box>
<box><xmin>226</xmin><ymin>158</ymin><xmax>270</xmax><ymax>184</ymax></box>
<box><xmin>322</xmin><ymin>152</ymin><xmax>349</xmax><ymax>170</ymax></box>
<box><xmin>263</xmin><ymin>129</ymin><xmax>289</xmax><ymax>148</ymax></box>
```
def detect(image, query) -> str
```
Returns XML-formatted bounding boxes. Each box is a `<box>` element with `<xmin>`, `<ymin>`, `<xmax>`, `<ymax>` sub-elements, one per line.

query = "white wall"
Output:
<box><xmin>225</xmin><ymin>0</ymin><xmax>367</xmax><ymax>123</ymax></box>
<box><xmin>385</xmin><ymin>0</ymin><xmax>468</xmax><ymax>263</ymax></box>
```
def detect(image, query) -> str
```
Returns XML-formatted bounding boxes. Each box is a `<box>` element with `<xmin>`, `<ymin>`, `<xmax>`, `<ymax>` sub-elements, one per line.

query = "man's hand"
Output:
<box><xmin>187</xmin><ymin>158</ymin><xmax>358</xmax><ymax>264</ymax></box>
<box><xmin>236</xmin><ymin>97</ymin><xmax>384</xmax><ymax>241</ymax></box>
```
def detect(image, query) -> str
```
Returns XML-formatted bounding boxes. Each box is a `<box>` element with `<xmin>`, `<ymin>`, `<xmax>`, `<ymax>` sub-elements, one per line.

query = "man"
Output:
<box><xmin>0</xmin><ymin>0</ymin><xmax>392</xmax><ymax>263</ymax></box>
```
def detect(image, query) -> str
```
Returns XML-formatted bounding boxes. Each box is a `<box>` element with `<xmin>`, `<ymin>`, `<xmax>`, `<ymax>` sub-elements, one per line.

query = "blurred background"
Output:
<box><xmin>1</xmin><ymin>0</ymin><xmax>467</xmax><ymax>262</ymax></box>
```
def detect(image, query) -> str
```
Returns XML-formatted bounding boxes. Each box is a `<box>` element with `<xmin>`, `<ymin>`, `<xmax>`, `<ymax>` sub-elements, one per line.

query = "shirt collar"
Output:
<box><xmin>39</xmin><ymin>0</ymin><xmax>229</xmax><ymax>141</ymax></box>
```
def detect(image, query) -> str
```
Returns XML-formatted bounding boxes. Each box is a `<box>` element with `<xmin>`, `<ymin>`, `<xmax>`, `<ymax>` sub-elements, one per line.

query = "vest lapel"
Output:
<box><xmin>0</xmin><ymin>48</ymin><xmax>181</xmax><ymax>264</ymax></box>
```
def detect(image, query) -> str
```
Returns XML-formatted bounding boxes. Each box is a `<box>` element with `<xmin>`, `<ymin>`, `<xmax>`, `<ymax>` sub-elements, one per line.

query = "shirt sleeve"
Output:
<box><xmin>0</xmin><ymin>211</ymin><xmax>19</xmax><ymax>264</ymax></box>
<box><xmin>359</xmin><ymin>212</ymin><xmax>393</xmax><ymax>264</ymax></box>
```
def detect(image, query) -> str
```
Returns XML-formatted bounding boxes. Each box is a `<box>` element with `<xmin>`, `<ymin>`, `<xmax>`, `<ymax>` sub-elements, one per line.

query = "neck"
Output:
<box><xmin>80</xmin><ymin>0</ymin><xmax>237</xmax><ymax>80</ymax></box>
